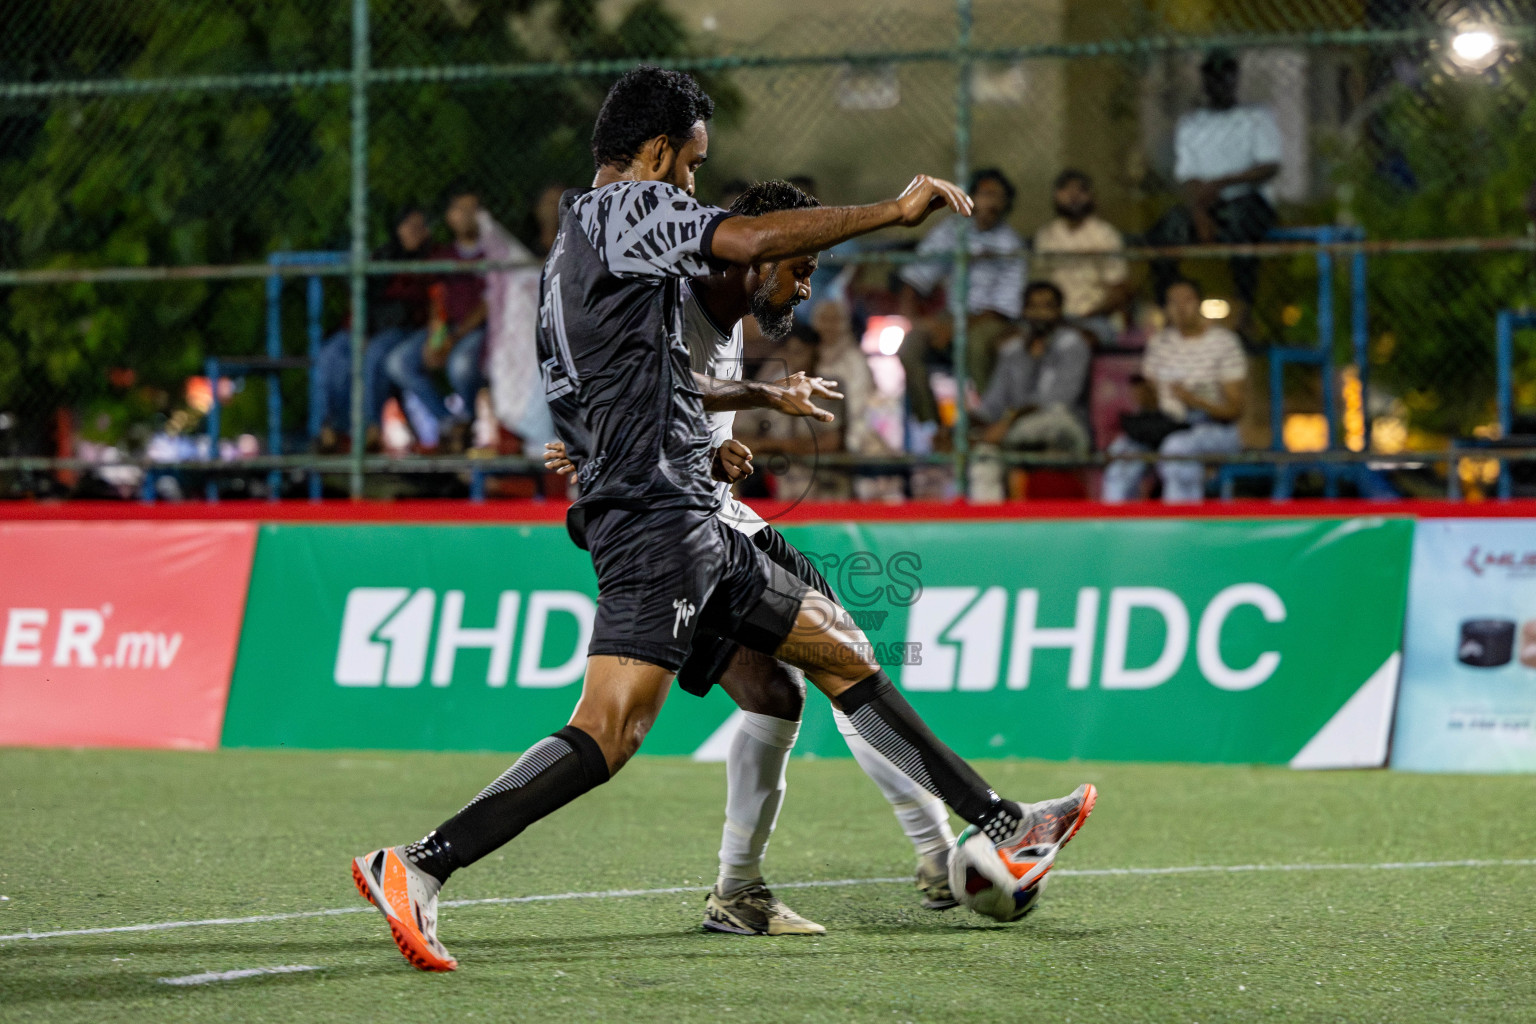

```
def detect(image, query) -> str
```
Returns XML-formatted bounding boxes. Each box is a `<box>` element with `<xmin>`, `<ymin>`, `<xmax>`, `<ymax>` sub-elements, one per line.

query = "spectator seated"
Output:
<box><xmin>1102</xmin><ymin>279</ymin><xmax>1248</xmax><ymax>504</ymax></box>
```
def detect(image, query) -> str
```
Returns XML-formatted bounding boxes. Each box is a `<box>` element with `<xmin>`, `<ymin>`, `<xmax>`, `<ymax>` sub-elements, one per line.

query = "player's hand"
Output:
<box><xmin>543</xmin><ymin>441</ymin><xmax>575</xmax><ymax>475</ymax></box>
<box><xmin>894</xmin><ymin>175</ymin><xmax>974</xmax><ymax>227</ymax></box>
<box><xmin>711</xmin><ymin>438</ymin><xmax>754</xmax><ymax>483</ymax></box>
<box><xmin>770</xmin><ymin>372</ymin><xmax>842</xmax><ymax>422</ymax></box>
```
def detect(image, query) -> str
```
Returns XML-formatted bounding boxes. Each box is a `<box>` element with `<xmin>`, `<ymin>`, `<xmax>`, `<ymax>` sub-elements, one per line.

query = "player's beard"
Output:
<box><xmin>751</xmin><ymin>278</ymin><xmax>798</xmax><ymax>342</ymax></box>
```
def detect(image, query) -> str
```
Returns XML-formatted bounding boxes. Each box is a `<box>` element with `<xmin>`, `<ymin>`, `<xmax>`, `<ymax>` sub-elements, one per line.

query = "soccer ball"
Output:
<box><xmin>947</xmin><ymin>825</ymin><xmax>1053</xmax><ymax>923</ymax></box>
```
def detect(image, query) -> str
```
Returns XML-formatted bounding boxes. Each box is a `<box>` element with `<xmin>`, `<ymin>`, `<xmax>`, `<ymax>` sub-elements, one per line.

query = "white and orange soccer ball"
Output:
<box><xmin>947</xmin><ymin>825</ymin><xmax>1053</xmax><ymax>923</ymax></box>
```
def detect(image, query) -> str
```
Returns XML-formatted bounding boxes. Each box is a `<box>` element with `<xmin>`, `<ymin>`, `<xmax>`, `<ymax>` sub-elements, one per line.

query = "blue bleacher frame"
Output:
<box><xmin>1453</xmin><ymin>309</ymin><xmax>1536</xmax><ymax>500</ymax></box>
<box><xmin>1215</xmin><ymin>225</ymin><xmax>1394</xmax><ymax>500</ymax></box>
<box><xmin>190</xmin><ymin>251</ymin><xmax>344</xmax><ymax>502</ymax></box>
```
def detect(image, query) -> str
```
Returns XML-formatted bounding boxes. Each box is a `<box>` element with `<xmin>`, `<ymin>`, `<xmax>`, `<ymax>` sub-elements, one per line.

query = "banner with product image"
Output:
<box><xmin>1393</xmin><ymin>519</ymin><xmax>1536</xmax><ymax>772</ymax></box>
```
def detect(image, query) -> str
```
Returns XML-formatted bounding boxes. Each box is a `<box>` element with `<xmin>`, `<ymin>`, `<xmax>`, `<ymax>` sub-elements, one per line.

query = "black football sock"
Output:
<box><xmin>836</xmin><ymin>670</ymin><xmax>1023</xmax><ymax>845</ymax></box>
<box><xmin>406</xmin><ymin>725</ymin><xmax>611</xmax><ymax>883</ymax></box>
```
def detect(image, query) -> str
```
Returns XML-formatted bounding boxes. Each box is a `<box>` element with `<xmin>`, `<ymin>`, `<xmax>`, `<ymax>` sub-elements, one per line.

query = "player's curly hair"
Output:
<box><xmin>591</xmin><ymin>66</ymin><xmax>716</xmax><ymax>169</ymax></box>
<box><xmin>728</xmin><ymin>179</ymin><xmax>822</xmax><ymax>217</ymax></box>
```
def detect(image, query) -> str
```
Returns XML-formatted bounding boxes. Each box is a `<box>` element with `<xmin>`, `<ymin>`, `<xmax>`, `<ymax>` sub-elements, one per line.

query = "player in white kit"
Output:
<box><xmin>547</xmin><ymin>179</ymin><xmax>959</xmax><ymax>935</ymax></box>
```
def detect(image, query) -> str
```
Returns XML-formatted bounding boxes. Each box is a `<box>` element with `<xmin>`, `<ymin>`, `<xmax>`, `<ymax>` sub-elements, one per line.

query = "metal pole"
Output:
<box><xmin>306</xmin><ymin>273</ymin><xmax>326</xmax><ymax>499</ymax></box>
<box><xmin>951</xmin><ymin>0</ymin><xmax>973</xmax><ymax>498</ymax></box>
<box><xmin>205</xmin><ymin>358</ymin><xmax>221</xmax><ymax>503</ymax></box>
<box><xmin>1316</xmin><ymin>241</ymin><xmax>1335</xmax><ymax>449</ymax></box>
<box><xmin>347</xmin><ymin>0</ymin><xmax>371</xmax><ymax>499</ymax></box>
<box><xmin>265</xmin><ymin>261</ymin><xmax>283</xmax><ymax>498</ymax></box>
<box><xmin>1351</xmin><ymin>246</ymin><xmax>1369</xmax><ymax>449</ymax></box>
<box><xmin>1497</xmin><ymin>310</ymin><xmax>1513</xmax><ymax>500</ymax></box>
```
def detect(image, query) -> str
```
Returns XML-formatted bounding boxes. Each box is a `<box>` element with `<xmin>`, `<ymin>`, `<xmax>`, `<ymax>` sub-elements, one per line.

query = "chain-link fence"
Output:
<box><xmin>0</xmin><ymin>0</ymin><xmax>1533</xmax><ymax>500</ymax></box>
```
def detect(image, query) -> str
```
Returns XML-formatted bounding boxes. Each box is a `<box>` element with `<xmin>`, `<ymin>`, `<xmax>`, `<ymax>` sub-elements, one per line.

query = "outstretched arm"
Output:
<box><xmin>548</xmin><ymin>435</ymin><xmax>758</xmax><ymax>482</ymax></box>
<box><xmin>710</xmin><ymin>175</ymin><xmax>973</xmax><ymax>266</ymax></box>
<box><xmin>694</xmin><ymin>371</ymin><xmax>842</xmax><ymax>421</ymax></box>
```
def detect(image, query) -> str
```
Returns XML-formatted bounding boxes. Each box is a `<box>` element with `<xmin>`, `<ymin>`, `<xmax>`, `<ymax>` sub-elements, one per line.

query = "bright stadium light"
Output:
<box><xmin>1201</xmin><ymin>298</ymin><xmax>1231</xmax><ymax>321</ymax></box>
<box><xmin>1450</xmin><ymin>24</ymin><xmax>1502</xmax><ymax>70</ymax></box>
<box><xmin>861</xmin><ymin>315</ymin><xmax>910</xmax><ymax>355</ymax></box>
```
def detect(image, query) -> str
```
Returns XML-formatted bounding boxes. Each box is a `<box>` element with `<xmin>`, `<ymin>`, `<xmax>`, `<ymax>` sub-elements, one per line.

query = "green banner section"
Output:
<box><xmin>223</xmin><ymin>518</ymin><xmax>1414</xmax><ymax>764</ymax></box>
<box><xmin>223</xmin><ymin>524</ymin><xmax>740</xmax><ymax>755</ymax></box>
<box><xmin>787</xmin><ymin>518</ymin><xmax>1413</xmax><ymax>764</ymax></box>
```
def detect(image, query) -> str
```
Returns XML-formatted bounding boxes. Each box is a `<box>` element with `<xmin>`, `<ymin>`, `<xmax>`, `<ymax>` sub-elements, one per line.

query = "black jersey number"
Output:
<box><xmin>540</xmin><ymin>272</ymin><xmax>579</xmax><ymax>399</ymax></box>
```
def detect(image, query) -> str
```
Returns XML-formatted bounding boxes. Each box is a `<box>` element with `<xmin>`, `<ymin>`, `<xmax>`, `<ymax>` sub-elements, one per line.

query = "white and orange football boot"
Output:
<box><xmin>351</xmin><ymin>847</ymin><xmax>458</xmax><ymax>972</ymax></box>
<box><xmin>992</xmin><ymin>783</ymin><xmax>1097</xmax><ymax>882</ymax></box>
<box><xmin>1015</xmin><ymin>783</ymin><xmax>1097</xmax><ymax>849</ymax></box>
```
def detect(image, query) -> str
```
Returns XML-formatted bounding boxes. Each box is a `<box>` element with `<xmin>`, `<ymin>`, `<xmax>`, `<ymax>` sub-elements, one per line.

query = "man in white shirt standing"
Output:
<box><xmin>1033</xmin><ymin>169</ymin><xmax>1131</xmax><ymax>344</ymax></box>
<box><xmin>1146</xmin><ymin>49</ymin><xmax>1281</xmax><ymax>311</ymax></box>
<box><xmin>1102</xmin><ymin>278</ymin><xmax>1247</xmax><ymax>503</ymax></box>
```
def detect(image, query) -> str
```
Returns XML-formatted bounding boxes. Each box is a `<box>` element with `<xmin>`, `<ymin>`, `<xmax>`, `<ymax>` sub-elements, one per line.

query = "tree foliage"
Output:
<box><xmin>0</xmin><ymin>0</ymin><xmax>725</xmax><ymax>444</ymax></box>
<box><xmin>1345</xmin><ymin>58</ymin><xmax>1536</xmax><ymax>435</ymax></box>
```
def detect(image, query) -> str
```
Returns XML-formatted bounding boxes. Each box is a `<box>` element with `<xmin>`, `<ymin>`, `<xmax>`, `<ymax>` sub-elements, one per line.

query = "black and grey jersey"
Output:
<box><xmin>536</xmin><ymin>181</ymin><xmax>736</xmax><ymax>547</ymax></box>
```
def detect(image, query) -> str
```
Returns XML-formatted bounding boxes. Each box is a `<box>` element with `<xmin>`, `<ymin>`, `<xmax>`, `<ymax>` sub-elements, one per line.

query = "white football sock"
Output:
<box><xmin>717</xmin><ymin>711</ymin><xmax>800</xmax><ymax>896</ymax></box>
<box><xmin>834</xmin><ymin>706</ymin><xmax>955</xmax><ymax>859</ymax></box>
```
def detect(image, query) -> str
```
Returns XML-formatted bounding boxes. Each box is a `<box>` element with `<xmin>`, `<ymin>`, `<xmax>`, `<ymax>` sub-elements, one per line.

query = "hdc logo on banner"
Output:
<box><xmin>783</xmin><ymin>518</ymin><xmax>1413</xmax><ymax>766</ymax></box>
<box><xmin>333</xmin><ymin>587</ymin><xmax>594</xmax><ymax>688</ymax></box>
<box><xmin>221</xmin><ymin>525</ymin><xmax>739</xmax><ymax>754</ymax></box>
<box><xmin>0</xmin><ymin>523</ymin><xmax>256</xmax><ymax>749</ymax></box>
<box><xmin>903</xmin><ymin>584</ymin><xmax>1285</xmax><ymax>692</ymax></box>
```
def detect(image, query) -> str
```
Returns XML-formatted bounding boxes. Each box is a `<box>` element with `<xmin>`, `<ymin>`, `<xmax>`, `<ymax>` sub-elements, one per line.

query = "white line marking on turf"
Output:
<box><xmin>1054</xmin><ymin>858</ymin><xmax>1536</xmax><ymax>878</ymax></box>
<box><xmin>3</xmin><ymin>857</ymin><xmax>1533</xmax><ymax>945</ymax></box>
<box><xmin>158</xmin><ymin>965</ymin><xmax>320</xmax><ymax>986</ymax></box>
<box><xmin>1</xmin><ymin>906</ymin><xmax>378</xmax><ymax>942</ymax></box>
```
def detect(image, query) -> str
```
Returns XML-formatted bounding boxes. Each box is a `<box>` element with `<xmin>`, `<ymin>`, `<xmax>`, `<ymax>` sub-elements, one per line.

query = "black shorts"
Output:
<box><xmin>675</xmin><ymin>524</ymin><xmax>838</xmax><ymax>697</ymax></box>
<box><xmin>584</xmin><ymin>507</ymin><xmax>809</xmax><ymax>674</ymax></box>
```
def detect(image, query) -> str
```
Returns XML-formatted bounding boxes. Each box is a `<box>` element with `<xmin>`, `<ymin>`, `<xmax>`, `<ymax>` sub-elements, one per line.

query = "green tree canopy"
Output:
<box><xmin>0</xmin><ymin>0</ymin><xmax>727</xmax><ymax>444</ymax></box>
<box><xmin>1347</xmin><ymin>58</ymin><xmax>1536</xmax><ymax>436</ymax></box>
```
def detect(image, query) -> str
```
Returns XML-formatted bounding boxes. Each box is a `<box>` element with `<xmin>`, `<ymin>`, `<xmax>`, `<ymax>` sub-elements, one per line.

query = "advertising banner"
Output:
<box><xmin>784</xmin><ymin>517</ymin><xmax>1411</xmax><ymax>766</ymax></box>
<box><xmin>1393</xmin><ymin>520</ymin><xmax>1536</xmax><ymax>772</ymax></box>
<box><xmin>0</xmin><ymin>522</ymin><xmax>256</xmax><ymax>749</ymax></box>
<box><xmin>222</xmin><ymin>524</ymin><xmax>744</xmax><ymax>755</ymax></box>
<box><xmin>225</xmin><ymin>518</ymin><xmax>1411</xmax><ymax>766</ymax></box>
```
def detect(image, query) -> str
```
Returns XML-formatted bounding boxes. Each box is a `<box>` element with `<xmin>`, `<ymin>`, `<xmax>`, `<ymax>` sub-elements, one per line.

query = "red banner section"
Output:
<box><xmin>0</xmin><ymin>523</ymin><xmax>256</xmax><ymax>749</ymax></box>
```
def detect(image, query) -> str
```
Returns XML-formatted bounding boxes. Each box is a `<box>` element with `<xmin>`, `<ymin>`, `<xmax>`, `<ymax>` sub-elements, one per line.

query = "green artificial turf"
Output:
<box><xmin>1</xmin><ymin>748</ymin><xmax>1533</xmax><ymax>1023</ymax></box>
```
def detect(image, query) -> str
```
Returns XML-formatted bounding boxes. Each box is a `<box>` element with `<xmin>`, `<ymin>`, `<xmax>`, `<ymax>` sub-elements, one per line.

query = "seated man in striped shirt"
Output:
<box><xmin>1102</xmin><ymin>278</ymin><xmax>1247</xmax><ymax>502</ymax></box>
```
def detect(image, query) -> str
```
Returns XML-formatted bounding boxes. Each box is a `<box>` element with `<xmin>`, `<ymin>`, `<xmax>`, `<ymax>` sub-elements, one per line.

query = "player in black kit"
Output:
<box><xmin>351</xmin><ymin>67</ymin><xmax>1096</xmax><ymax>972</ymax></box>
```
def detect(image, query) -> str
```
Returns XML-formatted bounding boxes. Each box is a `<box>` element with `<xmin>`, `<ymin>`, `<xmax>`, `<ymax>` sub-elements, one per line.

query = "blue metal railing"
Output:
<box><xmin>1216</xmin><ymin>225</ymin><xmax>1385</xmax><ymax>499</ymax></box>
<box><xmin>1494</xmin><ymin>310</ymin><xmax>1536</xmax><ymax>499</ymax></box>
<box><xmin>201</xmin><ymin>251</ymin><xmax>345</xmax><ymax>501</ymax></box>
